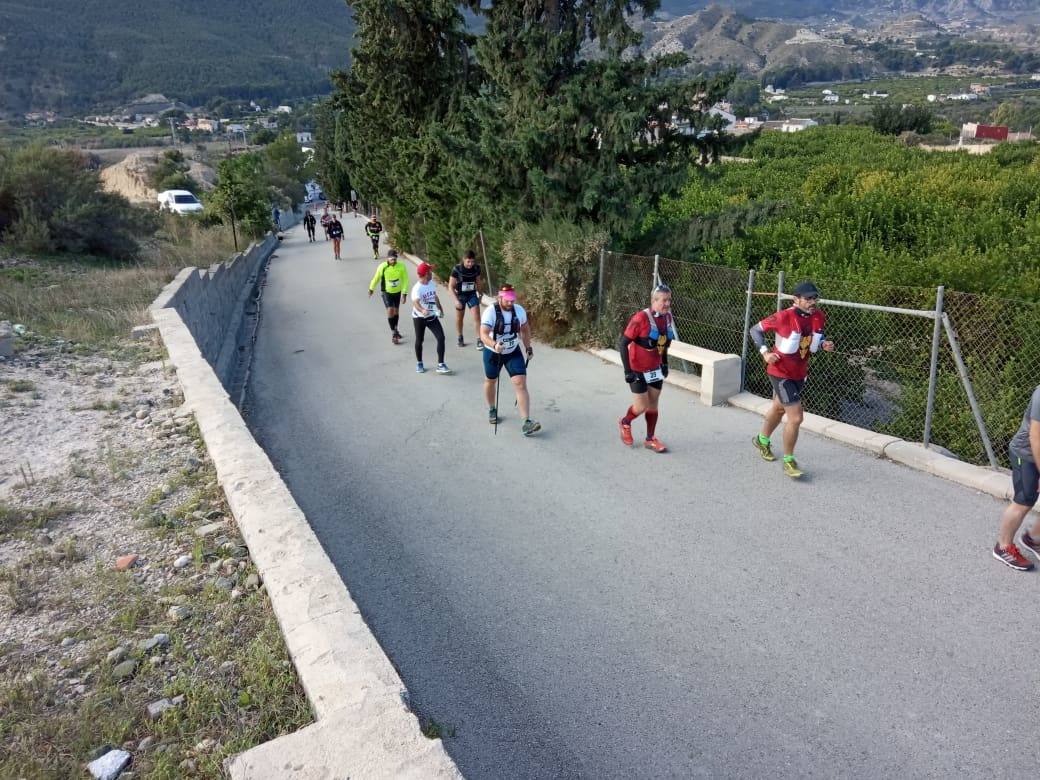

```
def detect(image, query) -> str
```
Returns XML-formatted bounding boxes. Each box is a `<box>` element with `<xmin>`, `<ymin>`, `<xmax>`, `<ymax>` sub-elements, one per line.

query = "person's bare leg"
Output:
<box><xmin>471</xmin><ymin>306</ymin><xmax>482</xmax><ymax>343</ymax></box>
<box><xmin>761</xmin><ymin>396</ymin><xmax>784</xmax><ymax>439</ymax></box>
<box><xmin>513</xmin><ymin>376</ymin><xmax>530</xmax><ymax>419</ymax></box>
<box><xmin>455</xmin><ymin>306</ymin><xmax>465</xmax><ymax>338</ymax></box>
<box><xmin>782</xmin><ymin>403</ymin><xmax>803</xmax><ymax>457</ymax></box>
<box><xmin>998</xmin><ymin>502</ymin><xmax>1033</xmax><ymax>548</ymax></box>
<box><xmin>646</xmin><ymin>386</ymin><xmax>661</xmax><ymax>412</ymax></box>
<box><xmin>484</xmin><ymin>378</ymin><xmax>497</xmax><ymax>408</ymax></box>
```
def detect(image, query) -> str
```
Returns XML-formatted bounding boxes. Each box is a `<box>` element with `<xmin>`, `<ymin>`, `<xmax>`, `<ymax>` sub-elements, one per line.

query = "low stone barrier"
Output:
<box><xmin>149</xmin><ymin>233</ymin><xmax>462</xmax><ymax>779</ymax></box>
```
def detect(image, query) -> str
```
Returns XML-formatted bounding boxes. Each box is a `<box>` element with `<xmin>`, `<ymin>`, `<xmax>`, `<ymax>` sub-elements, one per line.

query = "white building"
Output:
<box><xmin>296</xmin><ymin>131</ymin><xmax>313</xmax><ymax>144</ymax></box>
<box><xmin>781</xmin><ymin>119</ymin><xmax>818</xmax><ymax>133</ymax></box>
<box><xmin>276</xmin><ymin>105</ymin><xmax>292</xmax><ymax>114</ymax></box>
<box><xmin>823</xmin><ymin>94</ymin><xmax>839</xmax><ymax>104</ymax></box>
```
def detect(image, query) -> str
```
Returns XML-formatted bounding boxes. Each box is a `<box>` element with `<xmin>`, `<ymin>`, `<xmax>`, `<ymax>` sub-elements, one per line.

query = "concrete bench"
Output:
<box><xmin>667</xmin><ymin>341</ymin><xmax>742</xmax><ymax>407</ymax></box>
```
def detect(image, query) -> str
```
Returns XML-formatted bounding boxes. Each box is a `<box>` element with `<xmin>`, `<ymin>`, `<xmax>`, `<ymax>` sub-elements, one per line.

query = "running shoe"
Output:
<box><xmin>457</xmin><ymin>335</ymin><xmax>465</xmax><ymax>348</ymax></box>
<box><xmin>753</xmin><ymin>435</ymin><xmax>776</xmax><ymax>462</ymax></box>
<box><xmin>1020</xmin><ymin>531</ymin><xmax>1040</xmax><ymax>557</ymax></box>
<box><xmin>522</xmin><ymin>418</ymin><xmax>541</xmax><ymax>437</ymax></box>
<box><xmin>783</xmin><ymin>458</ymin><xmax>803</xmax><ymax>479</ymax></box>
<box><xmin>488</xmin><ymin>407</ymin><xmax>498</xmax><ymax>425</ymax></box>
<box><xmin>436</xmin><ymin>363</ymin><xmax>452</xmax><ymax>374</ymax></box>
<box><xmin>618</xmin><ymin>418</ymin><xmax>634</xmax><ymax>446</ymax></box>
<box><xmin>416</xmin><ymin>362</ymin><xmax>425</xmax><ymax>374</ymax></box>
<box><xmin>393</xmin><ymin>330</ymin><xmax>402</xmax><ymax>341</ymax></box>
<box><xmin>644</xmin><ymin>437</ymin><xmax>668</xmax><ymax>453</ymax></box>
<box><xmin>476</xmin><ymin>342</ymin><xmax>484</xmax><ymax>351</ymax></box>
<box><xmin>992</xmin><ymin>543</ymin><xmax>1035</xmax><ymax>571</ymax></box>
<box><xmin>391</xmin><ymin>333</ymin><xmax>400</xmax><ymax>345</ymax></box>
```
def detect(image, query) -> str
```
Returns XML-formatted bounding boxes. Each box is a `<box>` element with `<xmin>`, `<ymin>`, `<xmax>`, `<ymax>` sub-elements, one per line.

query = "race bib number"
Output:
<box><xmin>386</xmin><ymin>279</ymin><xmax>400</xmax><ymax>289</ymax></box>
<box><xmin>643</xmin><ymin>368</ymin><xmax>663</xmax><ymax>383</ymax></box>
<box><xmin>460</xmin><ymin>282</ymin><xmax>475</xmax><ymax>292</ymax></box>
<box><xmin>426</xmin><ymin>303</ymin><xmax>439</xmax><ymax>317</ymax></box>
<box><xmin>499</xmin><ymin>335</ymin><xmax>518</xmax><ymax>351</ymax></box>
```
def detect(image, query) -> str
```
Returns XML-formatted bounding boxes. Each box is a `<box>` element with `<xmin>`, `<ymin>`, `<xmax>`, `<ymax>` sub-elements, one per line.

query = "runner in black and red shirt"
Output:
<box><xmin>749</xmin><ymin>280</ymin><xmax>834</xmax><ymax>478</ymax></box>
<box><xmin>617</xmin><ymin>284</ymin><xmax>675</xmax><ymax>453</ymax></box>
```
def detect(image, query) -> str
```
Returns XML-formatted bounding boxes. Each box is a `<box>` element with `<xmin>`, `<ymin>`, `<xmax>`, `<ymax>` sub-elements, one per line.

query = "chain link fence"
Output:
<box><xmin>596</xmin><ymin>250</ymin><xmax>1040</xmax><ymax>469</ymax></box>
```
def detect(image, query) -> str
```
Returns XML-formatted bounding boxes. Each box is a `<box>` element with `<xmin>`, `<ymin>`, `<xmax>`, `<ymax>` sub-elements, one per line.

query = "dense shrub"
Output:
<box><xmin>0</xmin><ymin>145</ymin><xmax>156</xmax><ymax>259</ymax></box>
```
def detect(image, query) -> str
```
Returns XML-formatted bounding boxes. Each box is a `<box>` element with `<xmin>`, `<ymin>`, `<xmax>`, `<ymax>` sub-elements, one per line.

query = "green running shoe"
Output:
<box><xmin>488</xmin><ymin>407</ymin><xmax>498</xmax><ymax>425</ymax></box>
<box><xmin>753</xmin><ymin>435</ymin><xmax>776</xmax><ymax>462</ymax></box>
<box><xmin>521</xmin><ymin>418</ymin><xmax>541</xmax><ymax>437</ymax></box>
<box><xmin>783</xmin><ymin>458</ymin><xmax>804</xmax><ymax>479</ymax></box>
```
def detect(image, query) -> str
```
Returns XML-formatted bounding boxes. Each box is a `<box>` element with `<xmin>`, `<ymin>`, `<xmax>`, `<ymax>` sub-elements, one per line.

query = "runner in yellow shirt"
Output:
<box><xmin>368</xmin><ymin>249</ymin><xmax>410</xmax><ymax>344</ymax></box>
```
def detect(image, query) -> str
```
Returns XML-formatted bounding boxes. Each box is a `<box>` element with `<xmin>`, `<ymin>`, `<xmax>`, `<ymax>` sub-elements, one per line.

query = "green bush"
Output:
<box><xmin>500</xmin><ymin>218</ymin><xmax>607</xmax><ymax>343</ymax></box>
<box><xmin>0</xmin><ymin>144</ymin><xmax>155</xmax><ymax>260</ymax></box>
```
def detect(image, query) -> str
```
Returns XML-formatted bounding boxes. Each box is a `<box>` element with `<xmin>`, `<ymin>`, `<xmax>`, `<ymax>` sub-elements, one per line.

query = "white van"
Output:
<box><xmin>157</xmin><ymin>190</ymin><xmax>203</xmax><ymax>215</ymax></box>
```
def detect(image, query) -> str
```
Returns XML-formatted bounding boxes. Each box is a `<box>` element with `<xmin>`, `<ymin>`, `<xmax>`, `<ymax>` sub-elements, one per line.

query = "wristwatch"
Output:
<box><xmin>759</xmin><ymin>345</ymin><xmax>769</xmax><ymax>354</ymax></box>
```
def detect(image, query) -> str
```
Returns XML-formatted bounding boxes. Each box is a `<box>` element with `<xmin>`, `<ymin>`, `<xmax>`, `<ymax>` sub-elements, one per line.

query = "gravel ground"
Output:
<box><xmin>0</xmin><ymin>335</ymin><xmax>311</xmax><ymax>778</ymax></box>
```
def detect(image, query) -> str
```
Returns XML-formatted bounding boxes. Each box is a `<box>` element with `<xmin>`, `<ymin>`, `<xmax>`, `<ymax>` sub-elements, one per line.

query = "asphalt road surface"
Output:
<box><xmin>247</xmin><ymin>217</ymin><xmax>1040</xmax><ymax>779</ymax></box>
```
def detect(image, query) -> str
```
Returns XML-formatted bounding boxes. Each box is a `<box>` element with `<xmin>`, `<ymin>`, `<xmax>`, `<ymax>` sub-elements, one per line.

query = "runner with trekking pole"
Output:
<box><xmin>480</xmin><ymin>284</ymin><xmax>540</xmax><ymax>436</ymax></box>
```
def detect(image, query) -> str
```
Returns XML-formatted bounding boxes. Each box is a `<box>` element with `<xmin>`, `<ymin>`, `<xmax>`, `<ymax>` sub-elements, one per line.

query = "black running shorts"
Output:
<box><xmin>1012</xmin><ymin>456</ymin><xmax>1040</xmax><ymax>507</ymax></box>
<box><xmin>769</xmin><ymin>376</ymin><xmax>805</xmax><ymax>406</ymax></box>
<box><xmin>380</xmin><ymin>292</ymin><xmax>402</xmax><ymax>308</ymax></box>
<box><xmin>628</xmin><ymin>376</ymin><xmax>664</xmax><ymax>394</ymax></box>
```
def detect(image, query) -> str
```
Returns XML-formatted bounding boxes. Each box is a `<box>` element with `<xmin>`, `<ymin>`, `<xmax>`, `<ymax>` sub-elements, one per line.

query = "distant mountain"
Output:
<box><xmin>656</xmin><ymin>1</ymin><xmax>1036</xmax><ymax>20</ymax></box>
<box><xmin>0</xmin><ymin>1</ymin><xmax>355</xmax><ymax>117</ymax></box>
<box><xmin>635</xmin><ymin>5</ymin><xmax>880</xmax><ymax>82</ymax></box>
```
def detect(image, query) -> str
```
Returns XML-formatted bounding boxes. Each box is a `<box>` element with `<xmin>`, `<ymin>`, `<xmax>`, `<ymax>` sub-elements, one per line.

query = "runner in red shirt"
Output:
<box><xmin>748</xmin><ymin>281</ymin><xmax>834</xmax><ymax>478</ymax></box>
<box><xmin>617</xmin><ymin>284</ymin><xmax>675</xmax><ymax>453</ymax></box>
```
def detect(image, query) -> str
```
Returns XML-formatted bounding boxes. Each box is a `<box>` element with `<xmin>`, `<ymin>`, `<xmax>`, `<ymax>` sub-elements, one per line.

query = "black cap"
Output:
<box><xmin>387</xmin><ymin>249</ymin><xmax>398</xmax><ymax>258</ymax></box>
<box><xmin>793</xmin><ymin>281</ymin><xmax>820</xmax><ymax>299</ymax></box>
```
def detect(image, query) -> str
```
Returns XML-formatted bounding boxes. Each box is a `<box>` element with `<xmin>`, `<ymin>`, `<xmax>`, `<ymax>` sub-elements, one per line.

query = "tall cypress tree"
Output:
<box><xmin>466</xmin><ymin>0</ymin><xmax>732</xmax><ymax>239</ymax></box>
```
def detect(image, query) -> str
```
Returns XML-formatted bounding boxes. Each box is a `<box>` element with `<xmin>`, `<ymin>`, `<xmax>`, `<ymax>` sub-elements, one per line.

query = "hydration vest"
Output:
<box><xmin>635</xmin><ymin>308</ymin><xmax>674</xmax><ymax>354</ymax></box>
<box><xmin>493</xmin><ymin>304</ymin><xmax>521</xmax><ymax>338</ymax></box>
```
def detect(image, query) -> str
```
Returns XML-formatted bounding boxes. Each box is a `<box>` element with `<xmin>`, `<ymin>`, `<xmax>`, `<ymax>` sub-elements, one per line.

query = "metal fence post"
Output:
<box><xmin>776</xmin><ymin>270</ymin><xmax>785</xmax><ymax>312</ymax></box>
<box><xmin>923</xmin><ymin>285</ymin><xmax>945</xmax><ymax>449</ymax></box>
<box><xmin>597</xmin><ymin>247</ymin><xmax>606</xmax><ymax>329</ymax></box>
<box><xmin>652</xmin><ymin>254</ymin><xmax>660</xmax><ymax>293</ymax></box>
<box><xmin>740</xmin><ymin>269</ymin><xmax>756</xmax><ymax>391</ymax></box>
<box><xmin>942</xmin><ymin>313</ymin><xmax>999</xmax><ymax>469</ymax></box>
<box><xmin>479</xmin><ymin>229</ymin><xmax>493</xmax><ymax>295</ymax></box>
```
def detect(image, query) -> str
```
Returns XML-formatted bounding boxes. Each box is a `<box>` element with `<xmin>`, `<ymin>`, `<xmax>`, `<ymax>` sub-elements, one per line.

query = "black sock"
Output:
<box><xmin>389</xmin><ymin>315</ymin><xmax>399</xmax><ymax>331</ymax></box>
<box><xmin>388</xmin><ymin>317</ymin><xmax>395</xmax><ymax>332</ymax></box>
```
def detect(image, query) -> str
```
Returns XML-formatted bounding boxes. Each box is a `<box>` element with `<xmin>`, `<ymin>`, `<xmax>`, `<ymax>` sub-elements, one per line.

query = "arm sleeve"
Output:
<box><xmin>369</xmin><ymin>263</ymin><xmax>385</xmax><ymax>292</ymax></box>
<box><xmin>749</xmin><ymin>322</ymin><xmax>767</xmax><ymax>349</ymax></box>
<box><xmin>618</xmin><ymin>335</ymin><xmax>633</xmax><ymax>373</ymax></box>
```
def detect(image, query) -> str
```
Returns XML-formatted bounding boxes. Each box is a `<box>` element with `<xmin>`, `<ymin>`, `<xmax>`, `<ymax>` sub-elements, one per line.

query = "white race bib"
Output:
<box><xmin>499</xmin><ymin>334</ymin><xmax>518</xmax><ymax>351</ymax></box>
<box><xmin>426</xmin><ymin>303</ymin><xmax>439</xmax><ymax>317</ymax></box>
<box><xmin>387</xmin><ymin>279</ymin><xmax>400</xmax><ymax>289</ymax></box>
<box><xmin>643</xmin><ymin>368</ymin><xmax>663</xmax><ymax>383</ymax></box>
<box><xmin>461</xmin><ymin>282</ymin><xmax>475</xmax><ymax>292</ymax></box>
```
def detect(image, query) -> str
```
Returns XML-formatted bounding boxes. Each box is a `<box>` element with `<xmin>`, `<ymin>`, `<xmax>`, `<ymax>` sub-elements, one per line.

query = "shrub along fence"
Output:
<box><xmin>596</xmin><ymin>250</ymin><xmax>1040</xmax><ymax>470</ymax></box>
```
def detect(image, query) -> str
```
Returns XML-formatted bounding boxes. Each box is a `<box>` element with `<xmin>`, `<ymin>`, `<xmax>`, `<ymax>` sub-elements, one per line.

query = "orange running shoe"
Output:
<box><xmin>618</xmin><ymin>418</ymin><xmax>634</xmax><ymax>446</ymax></box>
<box><xmin>644</xmin><ymin>437</ymin><xmax>668</xmax><ymax>453</ymax></box>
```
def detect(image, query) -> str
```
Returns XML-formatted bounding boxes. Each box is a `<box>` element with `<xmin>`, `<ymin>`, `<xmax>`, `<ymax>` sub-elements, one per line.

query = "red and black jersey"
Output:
<box><xmin>623</xmin><ymin>309</ymin><xmax>675</xmax><ymax>373</ymax></box>
<box><xmin>758</xmin><ymin>307</ymin><xmax>827</xmax><ymax>381</ymax></box>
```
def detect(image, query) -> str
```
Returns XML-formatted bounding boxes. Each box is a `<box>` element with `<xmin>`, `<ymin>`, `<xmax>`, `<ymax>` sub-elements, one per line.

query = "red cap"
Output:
<box><xmin>417</xmin><ymin>262</ymin><xmax>431</xmax><ymax>277</ymax></box>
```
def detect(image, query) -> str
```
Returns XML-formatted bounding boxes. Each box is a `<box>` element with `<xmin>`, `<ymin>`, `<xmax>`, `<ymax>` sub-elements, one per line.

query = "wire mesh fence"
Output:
<box><xmin>596</xmin><ymin>250</ymin><xmax>1040</xmax><ymax>469</ymax></box>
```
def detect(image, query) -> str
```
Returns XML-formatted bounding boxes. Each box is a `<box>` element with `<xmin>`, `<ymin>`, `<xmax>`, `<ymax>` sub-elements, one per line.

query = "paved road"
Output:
<box><xmin>248</xmin><ymin>218</ymin><xmax>1040</xmax><ymax>779</ymax></box>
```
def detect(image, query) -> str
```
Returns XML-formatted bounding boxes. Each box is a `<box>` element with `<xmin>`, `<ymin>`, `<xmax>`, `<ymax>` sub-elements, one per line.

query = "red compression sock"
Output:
<box><xmin>645</xmin><ymin>410</ymin><xmax>659</xmax><ymax>438</ymax></box>
<box><xmin>622</xmin><ymin>406</ymin><xmax>643</xmax><ymax>425</ymax></box>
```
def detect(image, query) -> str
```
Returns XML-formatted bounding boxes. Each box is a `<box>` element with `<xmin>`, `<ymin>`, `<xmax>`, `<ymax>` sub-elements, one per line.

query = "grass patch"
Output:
<box><xmin>0</xmin><ymin>502</ymin><xmax>77</xmax><ymax>538</ymax></box>
<box><xmin>5</xmin><ymin>379</ymin><xmax>36</xmax><ymax>393</ymax></box>
<box><xmin>0</xmin><ymin>219</ymin><xmax>236</xmax><ymax>347</ymax></box>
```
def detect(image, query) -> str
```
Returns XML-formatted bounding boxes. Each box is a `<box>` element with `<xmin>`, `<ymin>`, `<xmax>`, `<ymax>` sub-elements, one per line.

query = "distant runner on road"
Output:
<box><xmin>992</xmin><ymin>383</ymin><xmax>1040</xmax><ymax>571</ymax></box>
<box><xmin>327</xmin><ymin>215</ymin><xmax>344</xmax><ymax>260</ymax></box>
<box><xmin>617</xmin><ymin>284</ymin><xmax>675</xmax><ymax>454</ymax></box>
<box><xmin>350</xmin><ymin>189</ymin><xmax>359</xmax><ymax>214</ymax></box>
<box><xmin>368</xmin><ymin>249</ymin><xmax>409</xmax><ymax>345</ymax></box>
<box><xmin>480</xmin><ymin>284</ymin><xmax>540</xmax><ymax>436</ymax></box>
<box><xmin>320</xmin><ymin>207</ymin><xmax>332</xmax><ymax>240</ymax></box>
<box><xmin>365</xmin><ymin>215</ymin><xmax>383</xmax><ymax>259</ymax></box>
<box><xmin>449</xmin><ymin>250</ymin><xmax>484</xmax><ymax>349</ymax></box>
<box><xmin>749</xmin><ymin>280</ymin><xmax>834</xmax><ymax>478</ymax></box>
<box><xmin>303</xmin><ymin>211</ymin><xmax>317</xmax><ymax>243</ymax></box>
<box><xmin>410</xmin><ymin>262</ymin><xmax>451</xmax><ymax>375</ymax></box>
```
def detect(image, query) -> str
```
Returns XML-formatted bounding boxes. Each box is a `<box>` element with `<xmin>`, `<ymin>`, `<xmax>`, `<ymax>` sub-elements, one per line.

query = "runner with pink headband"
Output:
<box><xmin>479</xmin><ymin>284</ymin><xmax>540</xmax><ymax>436</ymax></box>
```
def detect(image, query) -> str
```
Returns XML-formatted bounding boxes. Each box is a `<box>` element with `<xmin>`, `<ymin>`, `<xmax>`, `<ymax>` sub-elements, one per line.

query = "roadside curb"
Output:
<box><xmin>586</xmin><ymin>346</ymin><xmax>1014</xmax><ymax>504</ymax></box>
<box><xmin>151</xmin><ymin>227</ymin><xmax>461</xmax><ymax>779</ymax></box>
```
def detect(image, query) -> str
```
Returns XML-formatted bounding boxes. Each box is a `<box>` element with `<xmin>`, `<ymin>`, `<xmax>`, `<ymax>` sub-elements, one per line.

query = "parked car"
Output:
<box><xmin>157</xmin><ymin>189</ymin><xmax>203</xmax><ymax>215</ymax></box>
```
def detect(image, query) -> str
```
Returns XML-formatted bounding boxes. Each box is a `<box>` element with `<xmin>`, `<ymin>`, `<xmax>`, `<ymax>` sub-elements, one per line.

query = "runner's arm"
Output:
<box><xmin>521</xmin><ymin>321</ymin><xmax>532</xmax><ymax>352</ymax></box>
<box><xmin>368</xmin><ymin>263</ymin><xmax>385</xmax><ymax>292</ymax></box>
<box><xmin>618</xmin><ymin>334</ymin><xmax>633</xmax><ymax>374</ymax></box>
<box><xmin>749</xmin><ymin>322</ymin><xmax>767</xmax><ymax>350</ymax></box>
<box><xmin>480</xmin><ymin>324</ymin><xmax>499</xmax><ymax>351</ymax></box>
<box><xmin>448</xmin><ymin>274</ymin><xmax>458</xmax><ymax>296</ymax></box>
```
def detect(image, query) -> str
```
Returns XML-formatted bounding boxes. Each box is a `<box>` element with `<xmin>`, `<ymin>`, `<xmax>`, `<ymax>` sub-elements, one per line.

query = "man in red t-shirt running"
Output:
<box><xmin>749</xmin><ymin>281</ymin><xmax>834</xmax><ymax>478</ymax></box>
<box><xmin>617</xmin><ymin>284</ymin><xmax>675</xmax><ymax>453</ymax></box>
